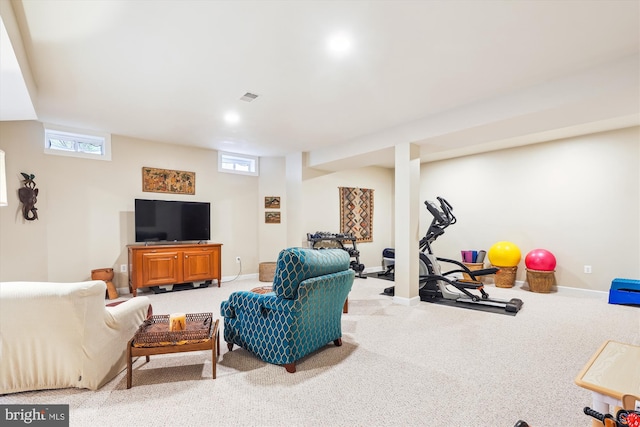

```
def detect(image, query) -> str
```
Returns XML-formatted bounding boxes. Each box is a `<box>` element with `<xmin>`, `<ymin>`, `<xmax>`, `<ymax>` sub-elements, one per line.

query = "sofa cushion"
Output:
<box><xmin>272</xmin><ymin>248</ymin><xmax>350</xmax><ymax>299</ymax></box>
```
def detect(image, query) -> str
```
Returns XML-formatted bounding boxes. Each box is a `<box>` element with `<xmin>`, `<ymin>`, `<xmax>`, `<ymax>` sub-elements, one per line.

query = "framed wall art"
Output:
<box><xmin>265</xmin><ymin>211</ymin><xmax>281</xmax><ymax>224</ymax></box>
<box><xmin>264</xmin><ymin>196</ymin><xmax>281</xmax><ymax>209</ymax></box>
<box><xmin>142</xmin><ymin>167</ymin><xmax>195</xmax><ymax>195</ymax></box>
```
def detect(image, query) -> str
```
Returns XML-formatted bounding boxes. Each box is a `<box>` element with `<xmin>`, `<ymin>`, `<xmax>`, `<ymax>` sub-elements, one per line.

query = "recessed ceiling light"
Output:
<box><xmin>327</xmin><ymin>32</ymin><xmax>352</xmax><ymax>55</ymax></box>
<box><xmin>224</xmin><ymin>112</ymin><xmax>240</xmax><ymax>124</ymax></box>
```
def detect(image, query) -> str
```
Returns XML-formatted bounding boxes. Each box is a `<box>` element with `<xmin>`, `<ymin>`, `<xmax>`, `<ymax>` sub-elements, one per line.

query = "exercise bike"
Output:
<box><xmin>381</xmin><ymin>197</ymin><xmax>523</xmax><ymax>314</ymax></box>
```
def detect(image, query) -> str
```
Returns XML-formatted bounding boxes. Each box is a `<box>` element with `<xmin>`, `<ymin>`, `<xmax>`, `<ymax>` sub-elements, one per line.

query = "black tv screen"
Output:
<box><xmin>135</xmin><ymin>199</ymin><xmax>210</xmax><ymax>243</ymax></box>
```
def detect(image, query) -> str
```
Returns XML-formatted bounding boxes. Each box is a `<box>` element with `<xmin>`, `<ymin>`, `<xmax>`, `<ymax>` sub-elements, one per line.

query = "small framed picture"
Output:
<box><xmin>265</xmin><ymin>196</ymin><xmax>280</xmax><ymax>209</ymax></box>
<box><xmin>265</xmin><ymin>211</ymin><xmax>281</xmax><ymax>224</ymax></box>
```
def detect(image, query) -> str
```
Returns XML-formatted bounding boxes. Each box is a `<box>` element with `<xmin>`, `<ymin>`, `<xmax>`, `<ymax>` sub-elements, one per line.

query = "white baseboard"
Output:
<box><xmin>362</xmin><ymin>268</ymin><xmax>609</xmax><ymax>298</ymax></box>
<box><xmin>393</xmin><ymin>295</ymin><xmax>421</xmax><ymax>306</ymax></box>
<box><xmin>222</xmin><ymin>273</ymin><xmax>258</xmax><ymax>283</ymax></box>
<box><xmin>555</xmin><ymin>285</ymin><xmax>608</xmax><ymax>298</ymax></box>
<box><xmin>515</xmin><ymin>280</ymin><xmax>608</xmax><ymax>298</ymax></box>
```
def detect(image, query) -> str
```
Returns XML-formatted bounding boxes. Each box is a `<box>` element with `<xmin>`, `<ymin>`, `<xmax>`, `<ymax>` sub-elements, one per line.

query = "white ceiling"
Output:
<box><xmin>2</xmin><ymin>0</ymin><xmax>639</xmax><ymax>169</ymax></box>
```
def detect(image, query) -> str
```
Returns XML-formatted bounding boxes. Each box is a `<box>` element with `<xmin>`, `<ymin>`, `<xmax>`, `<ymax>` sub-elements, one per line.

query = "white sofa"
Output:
<box><xmin>0</xmin><ymin>280</ymin><xmax>151</xmax><ymax>394</ymax></box>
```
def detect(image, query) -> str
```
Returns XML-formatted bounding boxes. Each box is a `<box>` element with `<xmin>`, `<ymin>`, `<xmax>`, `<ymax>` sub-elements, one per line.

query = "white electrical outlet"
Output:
<box><xmin>584</xmin><ymin>265</ymin><xmax>592</xmax><ymax>274</ymax></box>
<box><xmin>235</xmin><ymin>256</ymin><xmax>241</xmax><ymax>263</ymax></box>
<box><xmin>120</xmin><ymin>264</ymin><xmax>127</xmax><ymax>273</ymax></box>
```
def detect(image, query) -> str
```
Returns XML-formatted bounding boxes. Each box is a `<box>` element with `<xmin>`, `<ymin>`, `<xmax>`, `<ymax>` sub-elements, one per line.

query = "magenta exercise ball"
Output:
<box><xmin>525</xmin><ymin>249</ymin><xmax>556</xmax><ymax>271</ymax></box>
<box><xmin>488</xmin><ymin>241</ymin><xmax>521</xmax><ymax>267</ymax></box>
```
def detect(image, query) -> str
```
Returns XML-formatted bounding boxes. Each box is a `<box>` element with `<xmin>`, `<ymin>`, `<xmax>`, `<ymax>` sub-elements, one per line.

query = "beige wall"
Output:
<box><xmin>301</xmin><ymin>166</ymin><xmax>394</xmax><ymax>271</ymax></box>
<box><xmin>258</xmin><ymin>157</ymin><xmax>287</xmax><ymax>263</ymax></box>
<box><xmin>0</xmin><ymin>121</ymin><xmax>393</xmax><ymax>288</ymax></box>
<box><xmin>0</xmin><ymin>121</ymin><xmax>259</xmax><ymax>288</ymax></box>
<box><xmin>2</xmin><ymin>121</ymin><xmax>637</xmax><ymax>293</ymax></box>
<box><xmin>420</xmin><ymin>126</ymin><xmax>640</xmax><ymax>291</ymax></box>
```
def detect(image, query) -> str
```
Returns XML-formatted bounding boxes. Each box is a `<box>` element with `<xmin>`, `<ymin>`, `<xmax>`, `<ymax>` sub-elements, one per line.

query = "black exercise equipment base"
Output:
<box><xmin>423</xmin><ymin>297</ymin><xmax>519</xmax><ymax>316</ymax></box>
<box><xmin>150</xmin><ymin>280</ymin><xmax>211</xmax><ymax>294</ymax></box>
<box><xmin>381</xmin><ymin>284</ymin><xmax>523</xmax><ymax>315</ymax></box>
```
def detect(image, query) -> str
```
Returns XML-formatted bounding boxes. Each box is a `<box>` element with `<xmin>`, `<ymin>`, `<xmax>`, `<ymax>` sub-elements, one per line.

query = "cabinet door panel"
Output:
<box><xmin>183</xmin><ymin>249</ymin><xmax>217</xmax><ymax>282</ymax></box>
<box><xmin>141</xmin><ymin>251</ymin><xmax>181</xmax><ymax>285</ymax></box>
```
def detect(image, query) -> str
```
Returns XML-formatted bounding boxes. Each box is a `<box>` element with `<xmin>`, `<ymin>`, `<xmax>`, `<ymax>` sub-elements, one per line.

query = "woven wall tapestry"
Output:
<box><xmin>142</xmin><ymin>167</ymin><xmax>195</xmax><ymax>195</ymax></box>
<box><xmin>339</xmin><ymin>187</ymin><xmax>374</xmax><ymax>243</ymax></box>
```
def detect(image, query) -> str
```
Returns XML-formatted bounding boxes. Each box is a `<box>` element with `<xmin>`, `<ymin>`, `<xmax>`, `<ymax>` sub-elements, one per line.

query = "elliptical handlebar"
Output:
<box><xmin>424</xmin><ymin>197</ymin><xmax>456</xmax><ymax>227</ymax></box>
<box><xmin>437</xmin><ymin>197</ymin><xmax>456</xmax><ymax>225</ymax></box>
<box><xmin>421</xmin><ymin>197</ymin><xmax>457</xmax><ymax>253</ymax></box>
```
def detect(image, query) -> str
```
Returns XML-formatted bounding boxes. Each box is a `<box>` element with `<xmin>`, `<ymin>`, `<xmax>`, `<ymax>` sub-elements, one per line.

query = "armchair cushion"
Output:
<box><xmin>221</xmin><ymin>248</ymin><xmax>354</xmax><ymax>370</ymax></box>
<box><xmin>273</xmin><ymin>247</ymin><xmax>350</xmax><ymax>299</ymax></box>
<box><xmin>0</xmin><ymin>281</ymin><xmax>151</xmax><ymax>394</ymax></box>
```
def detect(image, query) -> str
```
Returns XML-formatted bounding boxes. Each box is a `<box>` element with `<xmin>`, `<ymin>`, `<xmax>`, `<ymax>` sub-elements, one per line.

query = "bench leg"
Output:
<box><xmin>126</xmin><ymin>341</ymin><xmax>133</xmax><ymax>389</ymax></box>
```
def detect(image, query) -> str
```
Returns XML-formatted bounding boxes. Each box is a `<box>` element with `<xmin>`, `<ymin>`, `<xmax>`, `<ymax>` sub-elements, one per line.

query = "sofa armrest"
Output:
<box><xmin>104</xmin><ymin>296</ymin><xmax>151</xmax><ymax>330</ymax></box>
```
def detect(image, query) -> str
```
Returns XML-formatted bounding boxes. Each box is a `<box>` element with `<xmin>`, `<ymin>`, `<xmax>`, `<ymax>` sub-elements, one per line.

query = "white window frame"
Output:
<box><xmin>218</xmin><ymin>151</ymin><xmax>259</xmax><ymax>176</ymax></box>
<box><xmin>44</xmin><ymin>124</ymin><xmax>112</xmax><ymax>161</ymax></box>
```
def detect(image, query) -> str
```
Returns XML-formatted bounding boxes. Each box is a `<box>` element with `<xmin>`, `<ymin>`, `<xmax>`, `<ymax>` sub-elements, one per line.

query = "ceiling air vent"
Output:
<box><xmin>240</xmin><ymin>92</ymin><xmax>259</xmax><ymax>102</ymax></box>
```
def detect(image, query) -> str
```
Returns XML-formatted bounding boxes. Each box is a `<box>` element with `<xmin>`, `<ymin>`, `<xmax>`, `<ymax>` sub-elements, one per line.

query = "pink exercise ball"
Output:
<box><xmin>525</xmin><ymin>249</ymin><xmax>556</xmax><ymax>271</ymax></box>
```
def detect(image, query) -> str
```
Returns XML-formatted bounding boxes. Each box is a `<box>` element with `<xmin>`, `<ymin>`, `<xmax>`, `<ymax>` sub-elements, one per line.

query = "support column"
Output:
<box><xmin>285</xmin><ymin>152</ymin><xmax>304</xmax><ymax>248</ymax></box>
<box><xmin>393</xmin><ymin>143</ymin><xmax>421</xmax><ymax>306</ymax></box>
<box><xmin>258</xmin><ymin>157</ymin><xmax>287</xmax><ymax>262</ymax></box>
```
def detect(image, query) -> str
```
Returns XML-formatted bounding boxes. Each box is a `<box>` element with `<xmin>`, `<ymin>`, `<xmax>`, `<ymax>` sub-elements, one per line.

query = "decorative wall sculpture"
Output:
<box><xmin>339</xmin><ymin>187</ymin><xmax>374</xmax><ymax>242</ymax></box>
<box><xmin>19</xmin><ymin>172</ymin><xmax>38</xmax><ymax>221</ymax></box>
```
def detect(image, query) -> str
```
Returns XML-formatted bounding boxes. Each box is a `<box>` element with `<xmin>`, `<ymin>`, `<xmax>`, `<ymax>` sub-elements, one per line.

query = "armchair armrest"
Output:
<box><xmin>260</xmin><ymin>296</ymin><xmax>300</xmax><ymax>313</ymax></box>
<box><xmin>221</xmin><ymin>291</ymin><xmax>300</xmax><ymax>318</ymax></box>
<box><xmin>221</xmin><ymin>291</ymin><xmax>263</xmax><ymax>318</ymax></box>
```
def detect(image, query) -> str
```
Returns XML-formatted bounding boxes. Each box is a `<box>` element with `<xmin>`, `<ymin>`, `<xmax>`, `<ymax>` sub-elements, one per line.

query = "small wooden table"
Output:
<box><xmin>127</xmin><ymin>313</ymin><xmax>219</xmax><ymax>389</ymax></box>
<box><xmin>575</xmin><ymin>340</ymin><xmax>640</xmax><ymax>425</ymax></box>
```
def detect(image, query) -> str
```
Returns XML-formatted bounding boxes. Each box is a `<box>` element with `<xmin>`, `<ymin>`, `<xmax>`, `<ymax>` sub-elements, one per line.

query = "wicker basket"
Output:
<box><xmin>526</xmin><ymin>269</ymin><xmax>555</xmax><ymax>293</ymax></box>
<box><xmin>462</xmin><ymin>262</ymin><xmax>485</xmax><ymax>281</ymax></box>
<box><xmin>132</xmin><ymin>313</ymin><xmax>213</xmax><ymax>348</ymax></box>
<box><xmin>259</xmin><ymin>262</ymin><xmax>277</xmax><ymax>282</ymax></box>
<box><xmin>494</xmin><ymin>265</ymin><xmax>517</xmax><ymax>288</ymax></box>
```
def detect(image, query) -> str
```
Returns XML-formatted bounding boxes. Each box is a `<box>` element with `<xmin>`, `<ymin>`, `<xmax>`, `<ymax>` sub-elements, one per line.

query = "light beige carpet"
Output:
<box><xmin>1</xmin><ymin>275</ymin><xmax>638</xmax><ymax>427</ymax></box>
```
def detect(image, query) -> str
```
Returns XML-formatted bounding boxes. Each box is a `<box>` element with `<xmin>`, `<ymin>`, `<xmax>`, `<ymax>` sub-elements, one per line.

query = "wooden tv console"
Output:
<box><xmin>127</xmin><ymin>243</ymin><xmax>222</xmax><ymax>296</ymax></box>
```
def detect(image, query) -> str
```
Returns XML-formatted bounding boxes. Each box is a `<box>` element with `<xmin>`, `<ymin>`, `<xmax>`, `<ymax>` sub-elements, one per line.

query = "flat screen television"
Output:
<box><xmin>134</xmin><ymin>199</ymin><xmax>210</xmax><ymax>243</ymax></box>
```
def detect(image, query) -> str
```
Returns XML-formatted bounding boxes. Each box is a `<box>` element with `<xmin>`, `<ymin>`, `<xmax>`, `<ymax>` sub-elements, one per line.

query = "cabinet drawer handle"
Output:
<box><xmin>185</xmin><ymin>255</ymin><xmax>189</xmax><ymax>258</ymax></box>
<box><xmin>174</xmin><ymin>255</ymin><xmax>177</xmax><ymax>259</ymax></box>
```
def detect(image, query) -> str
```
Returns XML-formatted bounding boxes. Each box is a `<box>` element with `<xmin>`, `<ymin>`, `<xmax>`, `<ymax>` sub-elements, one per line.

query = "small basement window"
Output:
<box><xmin>218</xmin><ymin>151</ymin><xmax>259</xmax><ymax>176</ymax></box>
<box><xmin>44</xmin><ymin>125</ymin><xmax>111</xmax><ymax>161</ymax></box>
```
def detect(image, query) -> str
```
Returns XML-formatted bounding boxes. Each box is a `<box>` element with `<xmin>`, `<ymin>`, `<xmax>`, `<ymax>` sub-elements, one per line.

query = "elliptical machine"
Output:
<box><xmin>382</xmin><ymin>197</ymin><xmax>523</xmax><ymax>314</ymax></box>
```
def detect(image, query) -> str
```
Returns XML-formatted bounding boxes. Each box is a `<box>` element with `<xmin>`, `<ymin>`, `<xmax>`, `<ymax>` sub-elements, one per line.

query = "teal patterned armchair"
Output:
<box><xmin>220</xmin><ymin>247</ymin><xmax>355</xmax><ymax>373</ymax></box>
